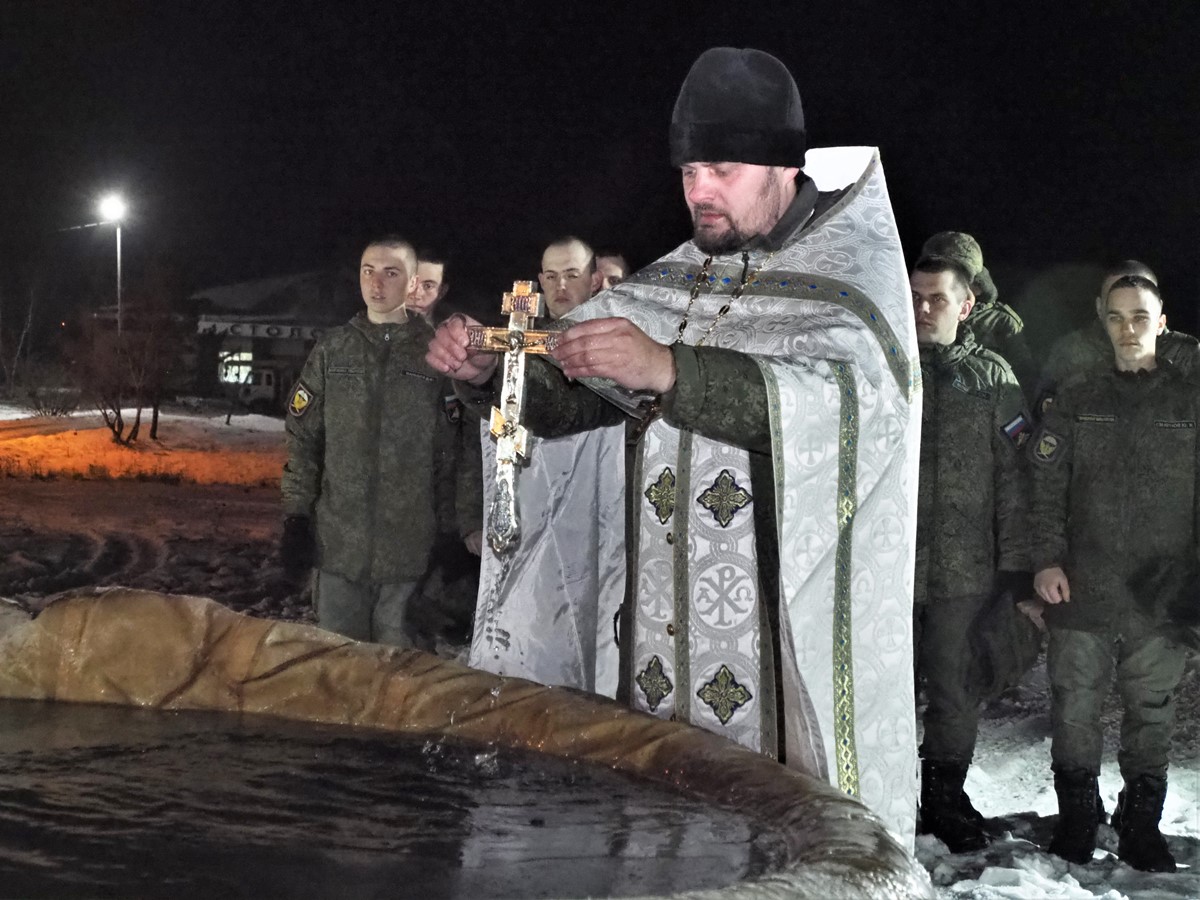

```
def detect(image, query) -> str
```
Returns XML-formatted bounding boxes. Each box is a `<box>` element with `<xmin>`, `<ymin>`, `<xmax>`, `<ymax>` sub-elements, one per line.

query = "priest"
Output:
<box><xmin>428</xmin><ymin>47</ymin><xmax>921</xmax><ymax>845</ymax></box>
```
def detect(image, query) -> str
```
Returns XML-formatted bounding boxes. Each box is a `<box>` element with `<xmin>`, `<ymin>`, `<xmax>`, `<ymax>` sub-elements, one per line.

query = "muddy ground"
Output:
<box><xmin>0</xmin><ymin>479</ymin><xmax>308</xmax><ymax>621</ymax></box>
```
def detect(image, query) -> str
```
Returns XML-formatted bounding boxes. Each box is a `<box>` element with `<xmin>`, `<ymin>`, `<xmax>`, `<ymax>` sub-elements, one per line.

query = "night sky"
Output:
<box><xmin>4</xmin><ymin>1</ymin><xmax>1199</xmax><ymax>348</ymax></box>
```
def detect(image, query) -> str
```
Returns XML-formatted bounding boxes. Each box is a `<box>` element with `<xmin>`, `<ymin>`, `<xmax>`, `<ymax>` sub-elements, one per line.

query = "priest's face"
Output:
<box><xmin>911</xmin><ymin>269</ymin><xmax>973</xmax><ymax>346</ymax></box>
<box><xmin>681</xmin><ymin>162</ymin><xmax>799</xmax><ymax>255</ymax></box>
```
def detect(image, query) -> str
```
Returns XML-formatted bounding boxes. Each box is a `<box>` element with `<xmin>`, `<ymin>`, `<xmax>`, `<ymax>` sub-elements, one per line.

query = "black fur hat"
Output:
<box><xmin>669</xmin><ymin>47</ymin><xmax>806</xmax><ymax>168</ymax></box>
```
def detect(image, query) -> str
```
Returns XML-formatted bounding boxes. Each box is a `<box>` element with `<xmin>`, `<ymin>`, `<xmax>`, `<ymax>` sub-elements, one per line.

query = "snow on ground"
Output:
<box><xmin>2</xmin><ymin>402</ymin><xmax>1199</xmax><ymax>898</ymax></box>
<box><xmin>921</xmin><ymin>658</ymin><xmax>1200</xmax><ymax>899</ymax></box>
<box><xmin>0</xmin><ymin>402</ymin><xmax>284</xmax><ymax>485</ymax></box>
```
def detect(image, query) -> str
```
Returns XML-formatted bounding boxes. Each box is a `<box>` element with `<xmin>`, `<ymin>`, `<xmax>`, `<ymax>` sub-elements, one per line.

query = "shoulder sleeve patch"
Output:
<box><xmin>1032</xmin><ymin>428</ymin><xmax>1064</xmax><ymax>463</ymax></box>
<box><xmin>288</xmin><ymin>381</ymin><xmax>314</xmax><ymax>418</ymax></box>
<box><xmin>443</xmin><ymin>394</ymin><xmax>463</xmax><ymax>424</ymax></box>
<box><xmin>1002</xmin><ymin>412</ymin><xmax>1031</xmax><ymax>449</ymax></box>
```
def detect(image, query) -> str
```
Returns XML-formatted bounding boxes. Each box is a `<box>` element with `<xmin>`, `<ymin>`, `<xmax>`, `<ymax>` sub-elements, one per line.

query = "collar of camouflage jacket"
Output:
<box><xmin>1109</xmin><ymin>361</ymin><xmax>1172</xmax><ymax>394</ymax></box>
<box><xmin>920</xmin><ymin>327</ymin><xmax>978</xmax><ymax>371</ymax></box>
<box><xmin>349</xmin><ymin>311</ymin><xmax>434</xmax><ymax>345</ymax></box>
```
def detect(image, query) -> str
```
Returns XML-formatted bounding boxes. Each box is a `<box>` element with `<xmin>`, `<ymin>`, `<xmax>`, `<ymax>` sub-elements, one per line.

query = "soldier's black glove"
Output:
<box><xmin>280</xmin><ymin>515</ymin><xmax>316</xmax><ymax>581</ymax></box>
<box><xmin>995</xmin><ymin>570</ymin><xmax>1034</xmax><ymax>604</ymax></box>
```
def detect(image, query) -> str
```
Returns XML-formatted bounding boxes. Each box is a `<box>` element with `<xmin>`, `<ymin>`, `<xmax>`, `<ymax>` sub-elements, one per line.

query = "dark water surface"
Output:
<box><xmin>0</xmin><ymin>699</ymin><xmax>784</xmax><ymax>899</ymax></box>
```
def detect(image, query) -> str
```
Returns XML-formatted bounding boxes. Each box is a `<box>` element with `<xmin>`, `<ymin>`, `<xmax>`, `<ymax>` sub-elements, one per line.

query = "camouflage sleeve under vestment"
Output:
<box><xmin>664</xmin><ymin>345</ymin><xmax>772</xmax><ymax>454</ymax></box>
<box><xmin>456</xmin><ymin>344</ymin><xmax>773</xmax><ymax>453</ymax></box>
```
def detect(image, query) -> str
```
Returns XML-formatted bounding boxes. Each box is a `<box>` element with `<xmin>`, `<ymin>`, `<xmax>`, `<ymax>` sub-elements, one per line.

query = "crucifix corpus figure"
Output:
<box><xmin>465</xmin><ymin>281</ymin><xmax>559</xmax><ymax>554</ymax></box>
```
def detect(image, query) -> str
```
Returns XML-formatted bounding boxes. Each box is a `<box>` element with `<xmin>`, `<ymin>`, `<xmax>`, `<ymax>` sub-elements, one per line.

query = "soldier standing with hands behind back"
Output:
<box><xmin>1030</xmin><ymin>274</ymin><xmax>1194</xmax><ymax>872</ymax></box>
<box><xmin>910</xmin><ymin>255</ymin><xmax>1032</xmax><ymax>852</ymax></box>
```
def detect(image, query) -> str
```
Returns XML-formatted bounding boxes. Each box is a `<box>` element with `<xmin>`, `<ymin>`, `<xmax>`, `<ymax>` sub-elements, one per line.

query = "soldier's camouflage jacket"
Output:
<box><xmin>964</xmin><ymin>299</ymin><xmax>1036</xmax><ymax>401</ymax></box>
<box><xmin>915</xmin><ymin>330</ymin><xmax>1031</xmax><ymax>605</ymax></box>
<box><xmin>1035</xmin><ymin>319</ymin><xmax>1200</xmax><ymax>418</ymax></box>
<box><xmin>1029</xmin><ymin>362</ymin><xmax>1200</xmax><ymax>632</ymax></box>
<box><xmin>283</xmin><ymin>312</ymin><xmax>481</xmax><ymax>584</ymax></box>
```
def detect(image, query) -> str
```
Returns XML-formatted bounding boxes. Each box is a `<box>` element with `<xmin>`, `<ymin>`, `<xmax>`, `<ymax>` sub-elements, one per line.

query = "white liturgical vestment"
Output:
<box><xmin>471</xmin><ymin>147</ymin><xmax>921</xmax><ymax>845</ymax></box>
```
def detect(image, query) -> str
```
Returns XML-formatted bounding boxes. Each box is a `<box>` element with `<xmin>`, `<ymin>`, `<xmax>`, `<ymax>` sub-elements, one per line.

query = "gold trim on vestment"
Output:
<box><xmin>630</xmin><ymin>264</ymin><xmax>918</xmax><ymax>402</ymax></box>
<box><xmin>831</xmin><ymin>363</ymin><xmax>861</xmax><ymax>798</ymax></box>
<box><xmin>673</xmin><ymin>429</ymin><xmax>694</xmax><ymax>725</ymax></box>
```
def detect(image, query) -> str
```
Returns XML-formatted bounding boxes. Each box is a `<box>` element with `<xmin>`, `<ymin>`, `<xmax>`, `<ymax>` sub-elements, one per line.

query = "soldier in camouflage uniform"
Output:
<box><xmin>1034</xmin><ymin>259</ymin><xmax>1200</xmax><ymax>419</ymax></box>
<box><xmin>922</xmin><ymin>231</ymin><xmax>1037</xmax><ymax>399</ymax></box>
<box><xmin>1030</xmin><ymin>275</ymin><xmax>1193</xmax><ymax>872</ymax></box>
<box><xmin>406</xmin><ymin>250</ymin><xmax>450</xmax><ymax>325</ymax></box>
<box><xmin>910</xmin><ymin>256</ymin><xmax>1032</xmax><ymax>852</ymax></box>
<box><xmin>281</xmin><ymin>236</ymin><xmax>481</xmax><ymax>648</ymax></box>
<box><xmin>411</xmin><ymin>252</ymin><xmax>485</xmax><ymax>649</ymax></box>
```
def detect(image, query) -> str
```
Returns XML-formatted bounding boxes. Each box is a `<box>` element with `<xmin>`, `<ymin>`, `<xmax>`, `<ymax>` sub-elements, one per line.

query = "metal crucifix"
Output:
<box><xmin>466</xmin><ymin>281</ymin><xmax>560</xmax><ymax>554</ymax></box>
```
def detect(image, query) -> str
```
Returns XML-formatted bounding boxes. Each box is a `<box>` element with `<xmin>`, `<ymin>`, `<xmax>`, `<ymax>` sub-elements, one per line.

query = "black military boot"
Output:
<box><xmin>1050</xmin><ymin>769</ymin><xmax>1099</xmax><ymax>864</ymax></box>
<box><xmin>1117</xmin><ymin>774</ymin><xmax>1176</xmax><ymax>872</ymax></box>
<box><xmin>959</xmin><ymin>788</ymin><xmax>988</xmax><ymax>827</ymax></box>
<box><xmin>919</xmin><ymin>759</ymin><xmax>988</xmax><ymax>852</ymax></box>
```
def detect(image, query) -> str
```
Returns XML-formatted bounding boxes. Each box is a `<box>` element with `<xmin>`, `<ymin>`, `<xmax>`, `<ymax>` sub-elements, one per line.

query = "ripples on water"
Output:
<box><xmin>0</xmin><ymin>699</ymin><xmax>784</xmax><ymax>899</ymax></box>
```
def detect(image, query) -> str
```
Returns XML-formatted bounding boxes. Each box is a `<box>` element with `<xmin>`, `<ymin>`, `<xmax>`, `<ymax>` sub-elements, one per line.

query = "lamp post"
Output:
<box><xmin>98</xmin><ymin>194</ymin><xmax>127</xmax><ymax>335</ymax></box>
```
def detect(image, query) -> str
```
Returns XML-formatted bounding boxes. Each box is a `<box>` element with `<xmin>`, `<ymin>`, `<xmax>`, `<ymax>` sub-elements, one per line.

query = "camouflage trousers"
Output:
<box><xmin>1048</xmin><ymin>625</ymin><xmax>1188</xmax><ymax>778</ymax></box>
<box><xmin>915</xmin><ymin>594</ymin><xmax>988</xmax><ymax>764</ymax></box>
<box><xmin>313</xmin><ymin>569</ymin><xmax>421</xmax><ymax>649</ymax></box>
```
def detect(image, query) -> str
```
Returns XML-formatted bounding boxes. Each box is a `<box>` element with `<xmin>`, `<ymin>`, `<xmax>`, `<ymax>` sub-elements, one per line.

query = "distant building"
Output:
<box><xmin>192</xmin><ymin>269</ymin><xmax>358</xmax><ymax>410</ymax></box>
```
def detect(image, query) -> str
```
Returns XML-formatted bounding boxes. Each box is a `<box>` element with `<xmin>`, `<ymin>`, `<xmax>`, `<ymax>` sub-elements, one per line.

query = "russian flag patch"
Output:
<box><xmin>1002</xmin><ymin>412</ymin><xmax>1030</xmax><ymax>449</ymax></box>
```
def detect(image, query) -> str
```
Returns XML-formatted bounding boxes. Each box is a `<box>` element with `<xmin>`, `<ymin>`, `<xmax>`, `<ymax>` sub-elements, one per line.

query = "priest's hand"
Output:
<box><xmin>552</xmin><ymin>318</ymin><xmax>676</xmax><ymax>393</ymax></box>
<box><xmin>1034</xmin><ymin>566</ymin><xmax>1071</xmax><ymax>604</ymax></box>
<box><xmin>426</xmin><ymin>314</ymin><xmax>498</xmax><ymax>386</ymax></box>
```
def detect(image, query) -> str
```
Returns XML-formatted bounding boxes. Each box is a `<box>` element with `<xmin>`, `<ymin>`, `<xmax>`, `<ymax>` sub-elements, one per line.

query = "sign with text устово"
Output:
<box><xmin>197</xmin><ymin>319</ymin><xmax>324</xmax><ymax>341</ymax></box>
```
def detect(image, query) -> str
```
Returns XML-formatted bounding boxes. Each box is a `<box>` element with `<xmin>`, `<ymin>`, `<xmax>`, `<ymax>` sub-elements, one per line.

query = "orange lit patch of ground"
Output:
<box><xmin>0</xmin><ymin>413</ymin><xmax>285</xmax><ymax>486</ymax></box>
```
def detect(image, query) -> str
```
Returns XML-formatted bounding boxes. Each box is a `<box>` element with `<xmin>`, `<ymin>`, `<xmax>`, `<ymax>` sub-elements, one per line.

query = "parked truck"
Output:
<box><xmin>222</xmin><ymin>360</ymin><xmax>300</xmax><ymax>415</ymax></box>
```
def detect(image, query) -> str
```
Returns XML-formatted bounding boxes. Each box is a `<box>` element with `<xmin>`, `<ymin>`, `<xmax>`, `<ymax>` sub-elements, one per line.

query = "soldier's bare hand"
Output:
<box><xmin>426</xmin><ymin>314</ymin><xmax>498</xmax><ymax>386</ymax></box>
<box><xmin>1017</xmin><ymin>598</ymin><xmax>1048</xmax><ymax>633</ymax></box>
<box><xmin>464</xmin><ymin>530</ymin><xmax>483</xmax><ymax>556</ymax></box>
<box><xmin>552</xmin><ymin>318</ymin><xmax>676</xmax><ymax>393</ymax></box>
<box><xmin>1034</xmin><ymin>566</ymin><xmax>1071</xmax><ymax>604</ymax></box>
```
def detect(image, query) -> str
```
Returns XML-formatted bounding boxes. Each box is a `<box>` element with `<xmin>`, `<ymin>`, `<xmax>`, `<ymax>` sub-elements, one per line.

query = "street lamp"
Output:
<box><xmin>98</xmin><ymin>194</ymin><xmax>126</xmax><ymax>334</ymax></box>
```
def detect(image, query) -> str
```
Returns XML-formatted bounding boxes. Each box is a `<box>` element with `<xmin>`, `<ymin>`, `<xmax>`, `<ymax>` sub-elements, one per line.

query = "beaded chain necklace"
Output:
<box><xmin>633</xmin><ymin>248</ymin><xmax>774</xmax><ymax>438</ymax></box>
<box><xmin>672</xmin><ymin>249</ymin><xmax>773</xmax><ymax>346</ymax></box>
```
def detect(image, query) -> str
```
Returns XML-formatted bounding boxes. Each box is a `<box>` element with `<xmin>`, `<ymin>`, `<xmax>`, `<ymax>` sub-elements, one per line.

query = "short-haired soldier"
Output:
<box><xmin>910</xmin><ymin>255</ymin><xmax>1033</xmax><ymax>852</ymax></box>
<box><xmin>280</xmin><ymin>235</ymin><xmax>480</xmax><ymax>648</ymax></box>
<box><xmin>1030</xmin><ymin>275</ymin><xmax>1195</xmax><ymax>872</ymax></box>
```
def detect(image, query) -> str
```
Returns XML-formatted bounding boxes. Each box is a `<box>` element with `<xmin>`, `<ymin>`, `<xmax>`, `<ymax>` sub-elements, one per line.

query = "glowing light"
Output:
<box><xmin>98</xmin><ymin>194</ymin><xmax>127</xmax><ymax>223</ymax></box>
